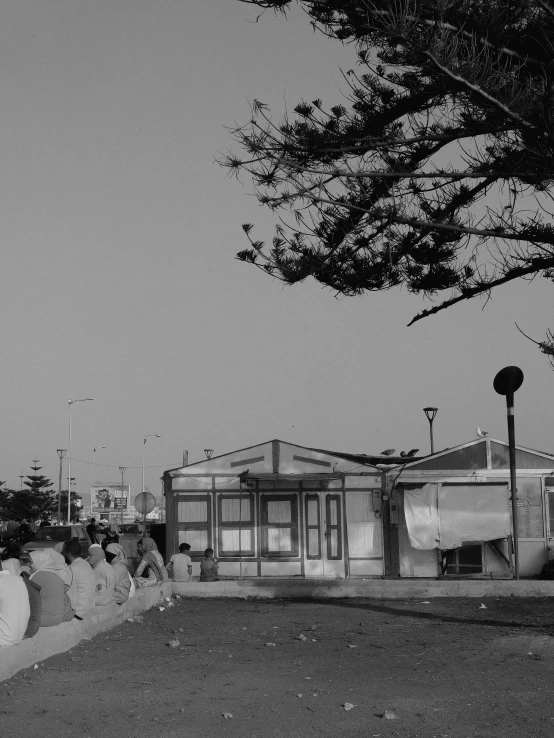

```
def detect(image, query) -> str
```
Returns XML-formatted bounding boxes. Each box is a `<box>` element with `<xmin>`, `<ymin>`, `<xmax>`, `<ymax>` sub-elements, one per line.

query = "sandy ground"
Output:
<box><xmin>1</xmin><ymin>595</ymin><xmax>554</xmax><ymax>738</ymax></box>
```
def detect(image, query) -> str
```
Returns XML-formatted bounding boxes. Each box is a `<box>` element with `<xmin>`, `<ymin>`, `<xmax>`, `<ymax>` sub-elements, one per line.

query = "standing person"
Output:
<box><xmin>6</xmin><ymin>519</ymin><xmax>19</xmax><ymax>537</ymax></box>
<box><xmin>167</xmin><ymin>543</ymin><xmax>193</xmax><ymax>582</ymax></box>
<box><xmin>28</xmin><ymin>550</ymin><xmax>74</xmax><ymax>626</ymax></box>
<box><xmin>134</xmin><ymin>537</ymin><xmax>168</xmax><ymax>588</ymax></box>
<box><xmin>86</xmin><ymin>518</ymin><xmax>98</xmax><ymax>544</ymax></box>
<box><xmin>0</xmin><ymin>560</ymin><xmax>30</xmax><ymax>646</ymax></box>
<box><xmin>18</xmin><ymin>519</ymin><xmax>32</xmax><ymax>542</ymax></box>
<box><xmin>200</xmin><ymin>548</ymin><xmax>219</xmax><ymax>582</ymax></box>
<box><xmin>63</xmin><ymin>540</ymin><xmax>96</xmax><ymax>619</ymax></box>
<box><xmin>105</xmin><ymin>543</ymin><xmax>131</xmax><ymax>604</ymax></box>
<box><xmin>87</xmin><ymin>544</ymin><xmax>116</xmax><ymax>606</ymax></box>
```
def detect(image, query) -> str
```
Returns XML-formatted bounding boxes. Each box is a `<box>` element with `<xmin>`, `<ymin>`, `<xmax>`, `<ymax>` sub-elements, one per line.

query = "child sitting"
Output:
<box><xmin>199</xmin><ymin>548</ymin><xmax>219</xmax><ymax>582</ymax></box>
<box><xmin>167</xmin><ymin>543</ymin><xmax>193</xmax><ymax>582</ymax></box>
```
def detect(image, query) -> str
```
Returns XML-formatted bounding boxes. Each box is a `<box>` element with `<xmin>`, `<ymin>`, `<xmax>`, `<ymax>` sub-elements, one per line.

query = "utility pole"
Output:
<box><xmin>119</xmin><ymin>466</ymin><xmax>126</xmax><ymax>525</ymax></box>
<box><xmin>57</xmin><ymin>450</ymin><xmax>67</xmax><ymax>524</ymax></box>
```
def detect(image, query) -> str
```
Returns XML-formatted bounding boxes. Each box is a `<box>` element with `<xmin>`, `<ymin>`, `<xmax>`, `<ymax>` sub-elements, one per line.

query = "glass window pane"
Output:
<box><xmin>221</xmin><ymin>528</ymin><xmax>252</xmax><ymax>552</ymax></box>
<box><xmin>548</xmin><ymin>490</ymin><xmax>554</xmax><ymax>536</ymax></box>
<box><xmin>515</xmin><ymin>478</ymin><xmax>544</xmax><ymax>538</ymax></box>
<box><xmin>179</xmin><ymin>529</ymin><xmax>208</xmax><ymax>550</ymax></box>
<box><xmin>308</xmin><ymin>528</ymin><xmax>319</xmax><ymax>556</ymax></box>
<box><xmin>221</xmin><ymin>497</ymin><xmax>251</xmax><ymax>522</ymax></box>
<box><xmin>267</xmin><ymin>527</ymin><xmax>291</xmax><ymax>551</ymax></box>
<box><xmin>306</xmin><ymin>498</ymin><xmax>318</xmax><ymax>526</ymax></box>
<box><xmin>329</xmin><ymin>529</ymin><xmax>339</xmax><ymax>558</ymax></box>
<box><xmin>178</xmin><ymin>500</ymin><xmax>208</xmax><ymax>523</ymax></box>
<box><xmin>267</xmin><ymin>500</ymin><xmax>291</xmax><ymax>524</ymax></box>
<box><xmin>329</xmin><ymin>499</ymin><xmax>338</xmax><ymax>526</ymax></box>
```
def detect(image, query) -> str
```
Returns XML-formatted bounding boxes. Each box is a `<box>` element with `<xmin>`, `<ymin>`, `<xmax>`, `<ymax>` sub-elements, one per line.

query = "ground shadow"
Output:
<box><xmin>265</xmin><ymin>597</ymin><xmax>554</xmax><ymax>631</ymax></box>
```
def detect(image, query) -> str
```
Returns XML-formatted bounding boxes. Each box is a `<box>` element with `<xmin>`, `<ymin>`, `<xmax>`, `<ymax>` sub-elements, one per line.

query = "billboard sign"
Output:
<box><xmin>91</xmin><ymin>484</ymin><xmax>130</xmax><ymax>515</ymax></box>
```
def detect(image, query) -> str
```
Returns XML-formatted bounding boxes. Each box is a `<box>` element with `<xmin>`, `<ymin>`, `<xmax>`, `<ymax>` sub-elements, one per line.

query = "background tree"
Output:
<box><xmin>227</xmin><ymin>0</ymin><xmax>554</xmax><ymax>359</ymax></box>
<box><xmin>0</xmin><ymin>483</ymin><xmax>9</xmax><ymax>523</ymax></box>
<box><xmin>5</xmin><ymin>459</ymin><xmax>56</xmax><ymax>522</ymax></box>
<box><xmin>57</xmin><ymin>489</ymin><xmax>83</xmax><ymax>524</ymax></box>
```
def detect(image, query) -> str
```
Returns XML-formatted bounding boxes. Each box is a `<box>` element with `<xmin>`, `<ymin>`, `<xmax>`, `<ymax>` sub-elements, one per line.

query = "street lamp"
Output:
<box><xmin>67</xmin><ymin>396</ymin><xmax>94</xmax><ymax>524</ymax></box>
<box><xmin>142</xmin><ymin>435</ymin><xmax>161</xmax><ymax>533</ymax></box>
<box><xmin>423</xmin><ymin>407</ymin><xmax>438</xmax><ymax>455</ymax></box>
<box><xmin>57</xmin><ymin>449</ymin><xmax>67</xmax><ymax>524</ymax></box>
<box><xmin>494</xmin><ymin>366</ymin><xmax>524</xmax><ymax>580</ymax></box>
<box><xmin>91</xmin><ymin>446</ymin><xmax>106</xmax><ymax>484</ymax></box>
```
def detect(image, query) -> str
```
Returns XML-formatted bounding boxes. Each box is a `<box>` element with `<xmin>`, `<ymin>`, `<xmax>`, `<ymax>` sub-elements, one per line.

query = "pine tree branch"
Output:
<box><xmin>408</xmin><ymin>255</ymin><xmax>554</xmax><ymax>324</ymax></box>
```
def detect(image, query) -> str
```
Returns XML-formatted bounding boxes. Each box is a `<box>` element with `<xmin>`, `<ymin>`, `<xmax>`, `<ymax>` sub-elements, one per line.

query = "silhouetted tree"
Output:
<box><xmin>227</xmin><ymin>0</ymin><xmax>554</xmax><ymax>358</ymax></box>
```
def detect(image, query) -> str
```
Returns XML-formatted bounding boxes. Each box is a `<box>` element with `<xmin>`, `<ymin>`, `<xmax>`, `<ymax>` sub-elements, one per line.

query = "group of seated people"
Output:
<box><xmin>0</xmin><ymin>536</ymin><xmax>168</xmax><ymax>648</ymax></box>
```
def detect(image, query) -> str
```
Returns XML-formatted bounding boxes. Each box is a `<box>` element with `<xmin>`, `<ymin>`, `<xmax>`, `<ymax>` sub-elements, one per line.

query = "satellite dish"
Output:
<box><xmin>134</xmin><ymin>492</ymin><xmax>156</xmax><ymax>515</ymax></box>
<box><xmin>493</xmin><ymin>366</ymin><xmax>524</xmax><ymax>396</ymax></box>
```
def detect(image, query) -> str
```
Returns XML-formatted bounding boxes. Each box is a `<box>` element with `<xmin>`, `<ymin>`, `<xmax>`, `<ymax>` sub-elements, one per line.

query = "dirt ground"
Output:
<box><xmin>1</xmin><ymin>595</ymin><xmax>554</xmax><ymax>738</ymax></box>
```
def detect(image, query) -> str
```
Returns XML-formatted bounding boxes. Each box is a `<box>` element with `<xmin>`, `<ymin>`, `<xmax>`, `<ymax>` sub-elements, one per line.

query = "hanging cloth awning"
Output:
<box><xmin>404</xmin><ymin>482</ymin><xmax>511</xmax><ymax>550</ymax></box>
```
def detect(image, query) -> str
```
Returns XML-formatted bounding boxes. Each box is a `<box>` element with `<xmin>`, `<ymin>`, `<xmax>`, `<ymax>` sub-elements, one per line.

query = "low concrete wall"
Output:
<box><xmin>0</xmin><ymin>582</ymin><xmax>172</xmax><ymax>682</ymax></box>
<box><xmin>172</xmin><ymin>578</ymin><xmax>554</xmax><ymax>600</ymax></box>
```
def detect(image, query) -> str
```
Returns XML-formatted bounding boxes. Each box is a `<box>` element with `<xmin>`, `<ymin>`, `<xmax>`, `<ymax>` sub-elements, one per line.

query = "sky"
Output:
<box><xmin>0</xmin><ymin>1</ymin><xmax>552</xmax><ymax>505</ymax></box>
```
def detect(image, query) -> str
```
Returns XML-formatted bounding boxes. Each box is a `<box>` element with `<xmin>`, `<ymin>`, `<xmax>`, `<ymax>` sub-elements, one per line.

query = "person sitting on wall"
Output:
<box><xmin>87</xmin><ymin>544</ymin><xmax>116</xmax><ymax>606</ymax></box>
<box><xmin>199</xmin><ymin>548</ymin><xmax>219</xmax><ymax>582</ymax></box>
<box><xmin>0</xmin><ymin>559</ymin><xmax>30</xmax><ymax>646</ymax></box>
<box><xmin>28</xmin><ymin>550</ymin><xmax>74</xmax><ymax>626</ymax></box>
<box><xmin>0</xmin><ymin>543</ymin><xmax>22</xmax><ymax>577</ymax></box>
<box><xmin>63</xmin><ymin>540</ymin><xmax>96</xmax><ymax>619</ymax></box>
<box><xmin>167</xmin><ymin>543</ymin><xmax>193</xmax><ymax>582</ymax></box>
<box><xmin>134</xmin><ymin>537</ymin><xmax>168</xmax><ymax>588</ymax></box>
<box><xmin>105</xmin><ymin>543</ymin><xmax>132</xmax><ymax>604</ymax></box>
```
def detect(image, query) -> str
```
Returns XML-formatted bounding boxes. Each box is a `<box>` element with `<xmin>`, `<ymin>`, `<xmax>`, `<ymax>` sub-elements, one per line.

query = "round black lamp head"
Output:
<box><xmin>493</xmin><ymin>366</ymin><xmax>524</xmax><ymax>396</ymax></box>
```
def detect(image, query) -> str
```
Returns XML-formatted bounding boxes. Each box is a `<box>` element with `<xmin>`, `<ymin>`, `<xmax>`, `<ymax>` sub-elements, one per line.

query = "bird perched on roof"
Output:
<box><xmin>380</xmin><ymin>449</ymin><xmax>396</xmax><ymax>456</ymax></box>
<box><xmin>476</xmin><ymin>427</ymin><xmax>489</xmax><ymax>438</ymax></box>
<box><xmin>407</xmin><ymin>448</ymin><xmax>419</xmax><ymax>457</ymax></box>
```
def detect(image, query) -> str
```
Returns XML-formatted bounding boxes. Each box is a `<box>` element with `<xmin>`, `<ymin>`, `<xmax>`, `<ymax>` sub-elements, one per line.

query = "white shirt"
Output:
<box><xmin>0</xmin><ymin>571</ymin><xmax>30</xmax><ymax>647</ymax></box>
<box><xmin>169</xmin><ymin>553</ymin><xmax>192</xmax><ymax>582</ymax></box>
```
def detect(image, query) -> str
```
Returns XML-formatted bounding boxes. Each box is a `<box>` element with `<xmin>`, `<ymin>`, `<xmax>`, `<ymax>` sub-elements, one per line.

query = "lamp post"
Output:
<box><xmin>91</xmin><ymin>446</ymin><xmax>106</xmax><ymax>484</ymax></box>
<box><xmin>423</xmin><ymin>407</ymin><xmax>438</xmax><ymax>455</ymax></box>
<box><xmin>67</xmin><ymin>396</ymin><xmax>94</xmax><ymax>524</ymax></box>
<box><xmin>56</xmin><ymin>449</ymin><xmax>66</xmax><ymax>524</ymax></box>
<box><xmin>494</xmin><ymin>366</ymin><xmax>524</xmax><ymax>580</ymax></box>
<box><xmin>142</xmin><ymin>435</ymin><xmax>161</xmax><ymax>534</ymax></box>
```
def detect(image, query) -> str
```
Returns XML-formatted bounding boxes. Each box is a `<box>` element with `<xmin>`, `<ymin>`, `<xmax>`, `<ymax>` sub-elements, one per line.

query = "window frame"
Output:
<box><xmin>175</xmin><ymin>494</ymin><xmax>212</xmax><ymax>557</ymax></box>
<box><xmin>261</xmin><ymin>494</ymin><xmax>299</xmax><ymax>558</ymax></box>
<box><xmin>325</xmin><ymin>494</ymin><xmax>343</xmax><ymax>561</ymax></box>
<box><xmin>217</xmin><ymin>493</ymin><xmax>255</xmax><ymax>557</ymax></box>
